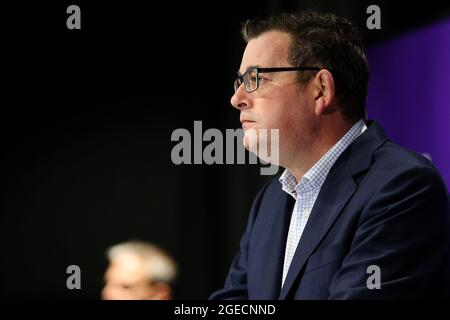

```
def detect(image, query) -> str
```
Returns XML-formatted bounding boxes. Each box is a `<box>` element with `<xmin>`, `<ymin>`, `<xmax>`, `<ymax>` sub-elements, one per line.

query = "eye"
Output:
<box><xmin>258</xmin><ymin>75</ymin><xmax>267</xmax><ymax>83</ymax></box>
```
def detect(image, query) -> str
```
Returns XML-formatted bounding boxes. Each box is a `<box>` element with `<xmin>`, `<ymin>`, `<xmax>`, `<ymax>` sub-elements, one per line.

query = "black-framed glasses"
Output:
<box><xmin>234</xmin><ymin>67</ymin><xmax>321</xmax><ymax>93</ymax></box>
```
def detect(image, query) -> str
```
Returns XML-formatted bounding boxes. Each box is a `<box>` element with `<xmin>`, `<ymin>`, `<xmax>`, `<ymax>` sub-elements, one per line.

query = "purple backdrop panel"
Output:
<box><xmin>366</xmin><ymin>18</ymin><xmax>450</xmax><ymax>188</ymax></box>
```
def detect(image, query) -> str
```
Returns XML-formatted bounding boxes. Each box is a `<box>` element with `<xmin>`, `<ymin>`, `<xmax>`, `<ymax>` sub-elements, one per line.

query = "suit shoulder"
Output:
<box><xmin>369</xmin><ymin>141</ymin><xmax>448</xmax><ymax>195</ymax></box>
<box><xmin>374</xmin><ymin>141</ymin><xmax>442</xmax><ymax>175</ymax></box>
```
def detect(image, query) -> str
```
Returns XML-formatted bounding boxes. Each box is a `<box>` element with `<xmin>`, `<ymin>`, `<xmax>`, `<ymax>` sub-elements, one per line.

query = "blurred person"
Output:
<box><xmin>102</xmin><ymin>241</ymin><xmax>177</xmax><ymax>300</ymax></box>
<box><xmin>210</xmin><ymin>11</ymin><xmax>449</xmax><ymax>299</ymax></box>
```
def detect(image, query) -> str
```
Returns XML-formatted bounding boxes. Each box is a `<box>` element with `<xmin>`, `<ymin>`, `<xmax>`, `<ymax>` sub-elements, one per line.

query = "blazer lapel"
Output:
<box><xmin>251</xmin><ymin>190</ymin><xmax>294</xmax><ymax>299</ymax></box>
<box><xmin>278</xmin><ymin>163</ymin><xmax>357</xmax><ymax>299</ymax></box>
<box><xmin>278</xmin><ymin>120</ymin><xmax>387</xmax><ymax>299</ymax></box>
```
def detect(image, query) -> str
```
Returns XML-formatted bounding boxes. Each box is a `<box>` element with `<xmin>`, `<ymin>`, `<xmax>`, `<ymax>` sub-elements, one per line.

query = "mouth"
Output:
<box><xmin>240</xmin><ymin>119</ymin><xmax>255</xmax><ymax>128</ymax></box>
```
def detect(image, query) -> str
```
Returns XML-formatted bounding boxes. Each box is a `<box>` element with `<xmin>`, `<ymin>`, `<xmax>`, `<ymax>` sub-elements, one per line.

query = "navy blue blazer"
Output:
<box><xmin>210</xmin><ymin>121</ymin><xmax>449</xmax><ymax>299</ymax></box>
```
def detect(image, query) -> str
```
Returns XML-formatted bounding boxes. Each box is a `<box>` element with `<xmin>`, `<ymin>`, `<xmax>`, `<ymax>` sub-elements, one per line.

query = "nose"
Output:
<box><xmin>230</xmin><ymin>84</ymin><xmax>252</xmax><ymax>110</ymax></box>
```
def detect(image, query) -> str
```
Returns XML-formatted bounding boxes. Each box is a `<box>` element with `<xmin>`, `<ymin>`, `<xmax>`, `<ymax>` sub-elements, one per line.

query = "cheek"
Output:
<box><xmin>274</xmin><ymin>104</ymin><xmax>308</xmax><ymax>149</ymax></box>
<box><xmin>253</xmin><ymin>102</ymin><xmax>289</xmax><ymax>130</ymax></box>
<box><xmin>253</xmin><ymin>87</ymin><xmax>308</xmax><ymax>136</ymax></box>
<box><xmin>267</xmin><ymin>103</ymin><xmax>301</xmax><ymax>138</ymax></box>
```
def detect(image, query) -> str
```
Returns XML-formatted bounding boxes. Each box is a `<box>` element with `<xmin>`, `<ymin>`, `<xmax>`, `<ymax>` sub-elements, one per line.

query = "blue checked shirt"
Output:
<box><xmin>280</xmin><ymin>119</ymin><xmax>367</xmax><ymax>287</ymax></box>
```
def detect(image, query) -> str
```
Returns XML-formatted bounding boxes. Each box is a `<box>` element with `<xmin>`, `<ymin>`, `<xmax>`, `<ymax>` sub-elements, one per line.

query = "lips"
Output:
<box><xmin>240</xmin><ymin>119</ymin><xmax>255</xmax><ymax>129</ymax></box>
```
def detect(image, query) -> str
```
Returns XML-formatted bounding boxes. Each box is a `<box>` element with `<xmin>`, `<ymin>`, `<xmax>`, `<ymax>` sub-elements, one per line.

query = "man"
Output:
<box><xmin>102</xmin><ymin>241</ymin><xmax>177</xmax><ymax>300</ymax></box>
<box><xmin>210</xmin><ymin>11</ymin><xmax>449</xmax><ymax>299</ymax></box>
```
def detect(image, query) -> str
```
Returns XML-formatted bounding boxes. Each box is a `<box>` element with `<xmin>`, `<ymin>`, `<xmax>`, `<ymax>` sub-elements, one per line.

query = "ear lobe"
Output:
<box><xmin>314</xmin><ymin>96</ymin><xmax>327</xmax><ymax>116</ymax></box>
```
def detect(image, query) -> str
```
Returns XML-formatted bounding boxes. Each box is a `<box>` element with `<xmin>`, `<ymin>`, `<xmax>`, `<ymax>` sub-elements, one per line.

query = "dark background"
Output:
<box><xmin>2</xmin><ymin>0</ymin><xmax>450</xmax><ymax>299</ymax></box>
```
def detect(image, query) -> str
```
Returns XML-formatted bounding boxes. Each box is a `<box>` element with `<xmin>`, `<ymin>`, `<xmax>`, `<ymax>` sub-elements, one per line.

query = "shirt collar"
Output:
<box><xmin>279</xmin><ymin>119</ymin><xmax>367</xmax><ymax>198</ymax></box>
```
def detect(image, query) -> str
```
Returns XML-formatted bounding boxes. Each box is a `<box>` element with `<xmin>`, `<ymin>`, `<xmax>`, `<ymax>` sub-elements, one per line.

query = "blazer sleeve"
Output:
<box><xmin>328</xmin><ymin>165</ymin><xmax>449</xmax><ymax>299</ymax></box>
<box><xmin>209</xmin><ymin>181</ymin><xmax>270</xmax><ymax>300</ymax></box>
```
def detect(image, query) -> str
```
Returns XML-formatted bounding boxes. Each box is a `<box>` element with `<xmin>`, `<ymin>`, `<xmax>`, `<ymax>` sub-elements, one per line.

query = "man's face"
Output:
<box><xmin>102</xmin><ymin>253</ymin><xmax>155</xmax><ymax>300</ymax></box>
<box><xmin>231</xmin><ymin>31</ymin><xmax>316</xmax><ymax>166</ymax></box>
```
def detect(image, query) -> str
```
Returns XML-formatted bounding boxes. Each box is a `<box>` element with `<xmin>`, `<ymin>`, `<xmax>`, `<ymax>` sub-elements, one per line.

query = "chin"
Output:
<box><xmin>243</xmin><ymin>129</ymin><xmax>258</xmax><ymax>152</ymax></box>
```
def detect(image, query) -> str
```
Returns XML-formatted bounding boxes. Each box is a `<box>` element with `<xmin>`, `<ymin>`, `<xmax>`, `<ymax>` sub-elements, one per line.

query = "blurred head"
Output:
<box><xmin>231</xmin><ymin>11</ymin><xmax>369</xmax><ymax>169</ymax></box>
<box><xmin>102</xmin><ymin>241</ymin><xmax>177</xmax><ymax>300</ymax></box>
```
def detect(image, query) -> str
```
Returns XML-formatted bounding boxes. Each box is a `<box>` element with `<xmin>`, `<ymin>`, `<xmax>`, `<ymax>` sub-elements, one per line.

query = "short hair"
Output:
<box><xmin>107</xmin><ymin>241</ymin><xmax>177</xmax><ymax>285</ymax></box>
<box><xmin>241</xmin><ymin>11</ymin><xmax>370</xmax><ymax>123</ymax></box>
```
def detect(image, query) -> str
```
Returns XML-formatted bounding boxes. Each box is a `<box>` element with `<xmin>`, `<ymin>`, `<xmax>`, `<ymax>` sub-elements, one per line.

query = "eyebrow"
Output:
<box><xmin>237</xmin><ymin>65</ymin><xmax>261</xmax><ymax>75</ymax></box>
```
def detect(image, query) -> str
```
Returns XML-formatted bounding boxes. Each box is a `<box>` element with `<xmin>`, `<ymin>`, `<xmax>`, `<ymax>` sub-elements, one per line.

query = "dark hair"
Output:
<box><xmin>241</xmin><ymin>11</ymin><xmax>369</xmax><ymax>123</ymax></box>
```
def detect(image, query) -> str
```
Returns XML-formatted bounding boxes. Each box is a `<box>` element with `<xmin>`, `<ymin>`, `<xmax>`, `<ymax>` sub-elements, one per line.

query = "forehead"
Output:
<box><xmin>105</xmin><ymin>254</ymin><xmax>148</xmax><ymax>282</ymax></box>
<box><xmin>240</xmin><ymin>31</ymin><xmax>292</xmax><ymax>73</ymax></box>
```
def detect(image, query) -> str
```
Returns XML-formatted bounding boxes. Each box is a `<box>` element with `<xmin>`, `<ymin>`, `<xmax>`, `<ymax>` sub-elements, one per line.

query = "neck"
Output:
<box><xmin>284</xmin><ymin>120</ymin><xmax>354</xmax><ymax>182</ymax></box>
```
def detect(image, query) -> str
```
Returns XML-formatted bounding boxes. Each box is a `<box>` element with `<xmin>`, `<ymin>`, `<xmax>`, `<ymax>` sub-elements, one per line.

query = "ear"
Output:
<box><xmin>148</xmin><ymin>282</ymin><xmax>173</xmax><ymax>300</ymax></box>
<box><xmin>311</xmin><ymin>69</ymin><xmax>336</xmax><ymax>116</ymax></box>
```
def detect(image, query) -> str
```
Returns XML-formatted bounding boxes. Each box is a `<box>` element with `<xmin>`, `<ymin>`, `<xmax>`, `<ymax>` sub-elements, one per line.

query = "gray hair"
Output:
<box><xmin>107</xmin><ymin>241</ymin><xmax>177</xmax><ymax>285</ymax></box>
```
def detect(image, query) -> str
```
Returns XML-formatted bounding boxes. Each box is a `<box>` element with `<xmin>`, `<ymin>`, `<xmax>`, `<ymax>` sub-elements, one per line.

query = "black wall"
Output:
<box><xmin>2</xmin><ymin>0</ymin><xmax>449</xmax><ymax>299</ymax></box>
